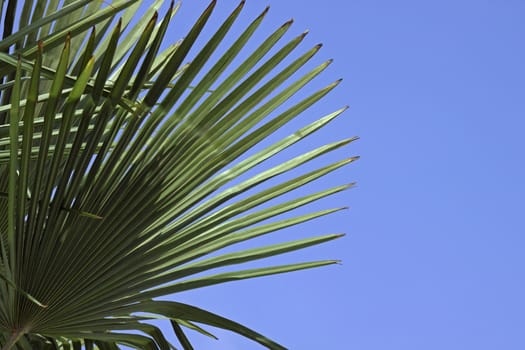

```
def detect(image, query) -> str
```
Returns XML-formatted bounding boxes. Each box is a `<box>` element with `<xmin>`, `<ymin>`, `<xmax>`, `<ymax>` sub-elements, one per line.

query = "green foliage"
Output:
<box><xmin>0</xmin><ymin>0</ymin><xmax>356</xmax><ymax>348</ymax></box>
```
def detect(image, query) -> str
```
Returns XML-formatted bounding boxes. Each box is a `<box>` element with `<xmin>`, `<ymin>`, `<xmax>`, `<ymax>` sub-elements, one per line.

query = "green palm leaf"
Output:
<box><xmin>0</xmin><ymin>1</ymin><xmax>357</xmax><ymax>348</ymax></box>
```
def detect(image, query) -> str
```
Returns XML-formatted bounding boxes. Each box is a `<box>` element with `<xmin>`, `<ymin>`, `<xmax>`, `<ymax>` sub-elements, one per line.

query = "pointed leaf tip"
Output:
<box><xmin>325</xmin><ymin>79</ymin><xmax>343</xmax><ymax>90</ymax></box>
<box><xmin>344</xmin><ymin>156</ymin><xmax>360</xmax><ymax>165</ymax></box>
<box><xmin>233</xmin><ymin>0</ymin><xmax>246</xmax><ymax>13</ymax></box>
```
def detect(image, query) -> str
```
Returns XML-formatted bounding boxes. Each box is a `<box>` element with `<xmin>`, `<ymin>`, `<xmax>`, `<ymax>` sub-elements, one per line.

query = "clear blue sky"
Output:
<box><xmin>141</xmin><ymin>1</ymin><xmax>525</xmax><ymax>349</ymax></box>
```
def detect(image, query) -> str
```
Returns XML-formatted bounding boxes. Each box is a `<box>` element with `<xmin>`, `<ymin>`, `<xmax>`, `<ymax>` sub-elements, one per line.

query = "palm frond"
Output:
<box><xmin>0</xmin><ymin>1</ymin><xmax>356</xmax><ymax>348</ymax></box>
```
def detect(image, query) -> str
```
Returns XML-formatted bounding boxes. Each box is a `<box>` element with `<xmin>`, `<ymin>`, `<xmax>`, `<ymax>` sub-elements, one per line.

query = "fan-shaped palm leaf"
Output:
<box><xmin>0</xmin><ymin>1</ymin><xmax>357</xmax><ymax>348</ymax></box>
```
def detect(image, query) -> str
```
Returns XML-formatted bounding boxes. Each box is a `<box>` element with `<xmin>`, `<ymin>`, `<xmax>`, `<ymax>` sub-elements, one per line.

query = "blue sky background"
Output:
<box><xmin>128</xmin><ymin>1</ymin><xmax>525</xmax><ymax>349</ymax></box>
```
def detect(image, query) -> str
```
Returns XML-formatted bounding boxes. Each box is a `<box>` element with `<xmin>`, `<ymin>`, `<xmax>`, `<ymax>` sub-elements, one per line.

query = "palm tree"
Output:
<box><xmin>0</xmin><ymin>0</ymin><xmax>357</xmax><ymax>348</ymax></box>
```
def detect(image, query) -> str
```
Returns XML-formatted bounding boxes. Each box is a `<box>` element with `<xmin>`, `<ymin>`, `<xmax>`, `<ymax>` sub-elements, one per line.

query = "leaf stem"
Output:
<box><xmin>1</xmin><ymin>328</ymin><xmax>26</xmax><ymax>350</ymax></box>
